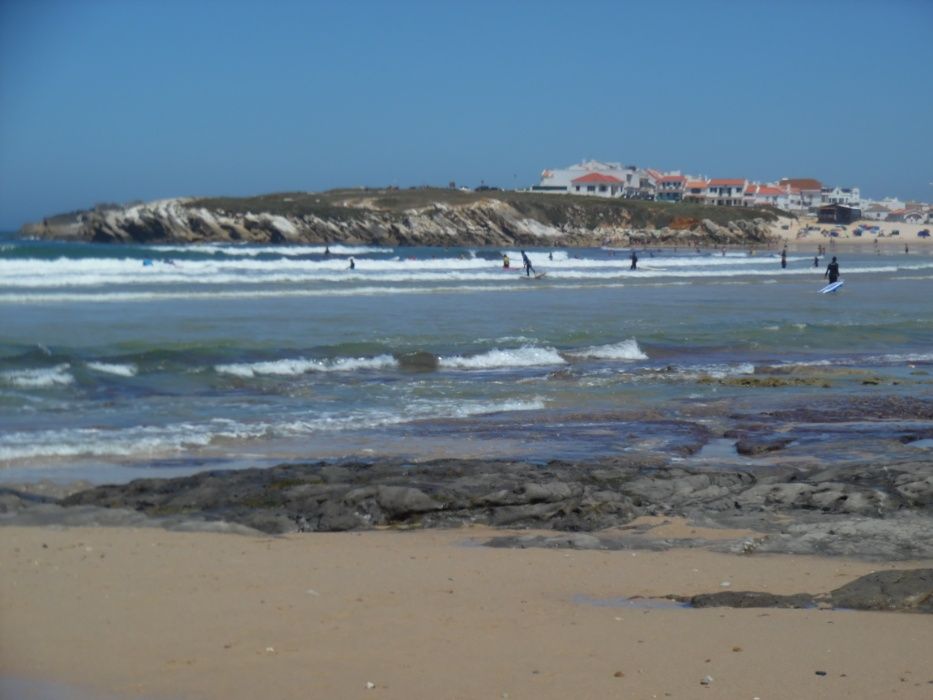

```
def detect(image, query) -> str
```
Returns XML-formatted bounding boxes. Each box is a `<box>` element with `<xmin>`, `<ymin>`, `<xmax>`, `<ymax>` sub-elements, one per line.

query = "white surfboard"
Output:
<box><xmin>819</xmin><ymin>280</ymin><xmax>844</xmax><ymax>294</ymax></box>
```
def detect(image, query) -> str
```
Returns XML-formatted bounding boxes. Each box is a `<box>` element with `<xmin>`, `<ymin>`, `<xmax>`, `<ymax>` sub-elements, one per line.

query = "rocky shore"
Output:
<box><xmin>2</xmin><ymin>391</ymin><xmax>930</xmax><ymax>563</ymax></box>
<box><xmin>20</xmin><ymin>188</ymin><xmax>780</xmax><ymax>248</ymax></box>
<box><xmin>4</xmin><ymin>451</ymin><xmax>931</xmax><ymax>562</ymax></box>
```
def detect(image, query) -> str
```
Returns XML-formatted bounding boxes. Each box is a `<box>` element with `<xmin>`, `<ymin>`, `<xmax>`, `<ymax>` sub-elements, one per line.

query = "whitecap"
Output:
<box><xmin>86</xmin><ymin>362</ymin><xmax>138</xmax><ymax>377</ymax></box>
<box><xmin>570</xmin><ymin>339</ymin><xmax>648</xmax><ymax>361</ymax></box>
<box><xmin>215</xmin><ymin>354</ymin><xmax>398</xmax><ymax>378</ymax></box>
<box><xmin>439</xmin><ymin>346</ymin><xmax>566</xmax><ymax>370</ymax></box>
<box><xmin>0</xmin><ymin>364</ymin><xmax>74</xmax><ymax>388</ymax></box>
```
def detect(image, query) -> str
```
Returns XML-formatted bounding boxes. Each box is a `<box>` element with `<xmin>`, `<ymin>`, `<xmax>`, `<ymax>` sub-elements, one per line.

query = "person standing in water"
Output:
<box><xmin>348</xmin><ymin>257</ymin><xmax>355</xmax><ymax>270</ymax></box>
<box><xmin>521</xmin><ymin>250</ymin><xmax>535</xmax><ymax>277</ymax></box>
<box><xmin>629</xmin><ymin>249</ymin><xmax>638</xmax><ymax>270</ymax></box>
<box><xmin>781</xmin><ymin>248</ymin><xmax>787</xmax><ymax>269</ymax></box>
<box><xmin>502</xmin><ymin>253</ymin><xmax>510</xmax><ymax>269</ymax></box>
<box><xmin>824</xmin><ymin>256</ymin><xmax>840</xmax><ymax>284</ymax></box>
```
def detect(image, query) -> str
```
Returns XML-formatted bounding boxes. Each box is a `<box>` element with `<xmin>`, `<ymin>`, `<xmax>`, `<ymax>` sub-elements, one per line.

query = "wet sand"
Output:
<box><xmin>2</xmin><ymin>521</ymin><xmax>932</xmax><ymax>700</ymax></box>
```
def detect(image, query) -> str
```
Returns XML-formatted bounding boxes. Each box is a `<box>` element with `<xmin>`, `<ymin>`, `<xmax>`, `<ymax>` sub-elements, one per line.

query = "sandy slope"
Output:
<box><xmin>2</xmin><ymin>521</ymin><xmax>932</xmax><ymax>700</ymax></box>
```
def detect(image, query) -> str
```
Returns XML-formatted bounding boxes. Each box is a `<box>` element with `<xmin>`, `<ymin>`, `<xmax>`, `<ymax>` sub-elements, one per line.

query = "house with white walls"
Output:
<box><xmin>861</xmin><ymin>204</ymin><xmax>891</xmax><ymax>221</ymax></box>
<box><xmin>778</xmin><ymin>178</ymin><xmax>823</xmax><ymax>211</ymax></box>
<box><xmin>707</xmin><ymin>179</ymin><xmax>747</xmax><ymax>206</ymax></box>
<box><xmin>745</xmin><ymin>184</ymin><xmax>784</xmax><ymax>208</ymax></box>
<box><xmin>683</xmin><ymin>179</ymin><xmax>708</xmax><ymax>203</ymax></box>
<box><xmin>657</xmin><ymin>174</ymin><xmax>687</xmax><ymax>202</ymax></box>
<box><xmin>534</xmin><ymin>160</ymin><xmax>638</xmax><ymax>197</ymax></box>
<box><xmin>569</xmin><ymin>172</ymin><xmax>626</xmax><ymax>197</ymax></box>
<box><xmin>821</xmin><ymin>186</ymin><xmax>861</xmax><ymax>207</ymax></box>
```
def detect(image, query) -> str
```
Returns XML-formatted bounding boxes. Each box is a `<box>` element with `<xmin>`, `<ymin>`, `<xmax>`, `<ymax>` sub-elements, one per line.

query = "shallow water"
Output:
<box><xmin>2</xmin><ymin>234</ymin><xmax>931</xmax><ymax>483</ymax></box>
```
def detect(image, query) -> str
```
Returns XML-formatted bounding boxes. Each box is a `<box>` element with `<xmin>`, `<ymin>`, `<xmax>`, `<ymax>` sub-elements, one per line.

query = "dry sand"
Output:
<box><xmin>771</xmin><ymin>216</ymin><xmax>933</xmax><ymax>253</ymax></box>
<box><xmin>2</xmin><ymin>520</ymin><xmax>932</xmax><ymax>699</ymax></box>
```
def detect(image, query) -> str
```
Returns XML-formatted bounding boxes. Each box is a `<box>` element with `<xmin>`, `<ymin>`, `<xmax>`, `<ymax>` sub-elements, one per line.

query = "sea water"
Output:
<box><xmin>2</xmin><ymin>233</ymin><xmax>931</xmax><ymax>484</ymax></box>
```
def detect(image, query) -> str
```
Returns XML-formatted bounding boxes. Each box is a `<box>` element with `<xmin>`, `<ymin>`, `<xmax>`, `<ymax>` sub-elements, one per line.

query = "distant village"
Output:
<box><xmin>524</xmin><ymin>160</ymin><xmax>931</xmax><ymax>225</ymax></box>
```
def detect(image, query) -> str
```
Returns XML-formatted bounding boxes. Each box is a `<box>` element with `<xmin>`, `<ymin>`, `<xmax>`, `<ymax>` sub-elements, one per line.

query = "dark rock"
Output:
<box><xmin>687</xmin><ymin>591</ymin><xmax>814</xmax><ymax>609</ymax></box>
<box><xmin>828</xmin><ymin>569</ymin><xmax>933</xmax><ymax>613</ymax></box>
<box><xmin>673</xmin><ymin>569</ymin><xmax>933</xmax><ymax>614</ymax></box>
<box><xmin>735</xmin><ymin>435</ymin><xmax>794</xmax><ymax>456</ymax></box>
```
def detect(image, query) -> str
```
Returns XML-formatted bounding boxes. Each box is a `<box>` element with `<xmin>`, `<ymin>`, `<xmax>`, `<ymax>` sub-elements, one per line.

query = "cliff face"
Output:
<box><xmin>21</xmin><ymin>189</ymin><xmax>781</xmax><ymax>247</ymax></box>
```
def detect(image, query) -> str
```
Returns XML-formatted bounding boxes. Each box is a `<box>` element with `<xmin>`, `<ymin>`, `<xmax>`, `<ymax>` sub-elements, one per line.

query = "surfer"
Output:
<box><xmin>824</xmin><ymin>256</ymin><xmax>839</xmax><ymax>284</ymax></box>
<box><xmin>502</xmin><ymin>254</ymin><xmax>510</xmax><ymax>269</ymax></box>
<box><xmin>813</xmin><ymin>255</ymin><xmax>819</xmax><ymax>268</ymax></box>
<box><xmin>629</xmin><ymin>250</ymin><xmax>638</xmax><ymax>270</ymax></box>
<box><xmin>348</xmin><ymin>257</ymin><xmax>355</xmax><ymax>270</ymax></box>
<box><xmin>324</xmin><ymin>245</ymin><xmax>331</xmax><ymax>257</ymax></box>
<box><xmin>780</xmin><ymin>249</ymin><xmax>787</xmax><ymax>269</ymax></box>
<box><xmin>521</xmin><ymin>251</ymin><xmax>535</xmax><ymax>277</ymax></box>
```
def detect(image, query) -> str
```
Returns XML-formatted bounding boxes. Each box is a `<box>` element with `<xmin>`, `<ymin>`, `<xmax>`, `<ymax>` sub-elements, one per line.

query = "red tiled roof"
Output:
<box><xmin>709</xmin><ymin>178</ymin><xmax>746</xmax><ymax>187</ymax></box>
<box><xmin>571</xmin><ymin>173</ymin><xmax>623</xmax><ymax>184</ymax></box>
<box><xmin>779</xmin><ymin>178</ymin><xmax>822</xmax><ymax>191</ymax></box>
<box><xmin>756</xmin><ymin>186</ymin><xmax>783</xmax><ymax>196</ymax></box>
<box><xmin>685</xmin><ymin>180</ymin><xmax>708</xmax><ymax>189</ymax></box>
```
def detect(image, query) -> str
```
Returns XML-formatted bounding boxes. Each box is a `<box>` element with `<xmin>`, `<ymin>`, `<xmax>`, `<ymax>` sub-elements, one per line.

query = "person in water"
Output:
<box><xmin>324</xmin><ymin>245</ymin><xmax>331</xmax><ymax>257</ymax></box>
<box><xmin>629</xmin><ymin>249</ymin><xmax>638</xmax><ymax>270</ymax></box>
<box><xmin>521</xmin><ymin>250</ymin><xmax>534</xmax><ymax>276</ymax></box>
<box><xmin>502</xmin><ymin>254</ymin><xmax>510</xmax><ymax>269</ymax></box>
<box><xmin>780</xmin><ymin>248</ymin><xmax>787</xmax><ymax>269</ymax></box>
<box><xmin>348</xmin><ymin>257</ymin><xmax>355</xmax><ymax>270</ymax></box>
<box><xmin>824</xmin><ymin>256</ymin><xmax>840</xmax><ymax>283</ymax></box>
<box><xmin>813</xmin><ymin>255</ymin><xmax>819</xmax><ymax>268</ymax></box>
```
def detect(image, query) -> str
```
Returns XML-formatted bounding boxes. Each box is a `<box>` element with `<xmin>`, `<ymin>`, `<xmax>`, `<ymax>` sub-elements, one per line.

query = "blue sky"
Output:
<box><xmin>1</xmin><ymin>0</ymin><xmax>931</xmax><ymax>229</ymax></box>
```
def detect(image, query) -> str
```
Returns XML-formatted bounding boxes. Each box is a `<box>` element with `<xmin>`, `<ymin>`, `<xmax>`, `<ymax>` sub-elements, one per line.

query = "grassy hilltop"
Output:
<box><xmin>23</xmin><ymin>188</ymin><xmax>785</xmax><ymax>246</ymax></box>
<box><xmin>190</xmin><ymin>187</ymin><xmax>782</xmax><ymax>230</ymax></box>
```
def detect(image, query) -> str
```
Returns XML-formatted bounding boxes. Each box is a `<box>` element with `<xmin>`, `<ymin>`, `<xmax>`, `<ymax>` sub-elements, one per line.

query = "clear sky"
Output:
<box><xmin>1</xmin><ymin>0</ymin><xmax>931</xmax><ymax>229</ymax></box>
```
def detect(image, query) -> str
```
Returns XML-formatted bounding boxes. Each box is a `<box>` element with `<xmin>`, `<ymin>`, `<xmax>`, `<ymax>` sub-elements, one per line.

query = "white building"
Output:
<box><xmin>821</xmin><ymin>186</ymin><xmax>861</xmax><ymax>207</ymax></box>
<box><xmin>861</xmin><ymin>203</ymin><xmax>891</xmax><ymax>221</ymax></box>
<box><xmin>744</xmin><ymin>183</ymin><xmax>785</xmax><ymax>208</ymax></box>
<box><xmin>706</xmin><ymin>179</ymin><xmax>747</xmax><ymax>207</ymax></box>
<box><xmin>535</xmin><ymin>160</ymin><xmax>638</xmax><ymax>196</ymax></box>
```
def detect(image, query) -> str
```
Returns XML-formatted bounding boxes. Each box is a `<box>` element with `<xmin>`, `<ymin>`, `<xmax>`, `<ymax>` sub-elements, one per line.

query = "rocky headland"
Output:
<box><xmin>20</xmin><ymin>188</ymin><xmax>782</xmax><ymax>248</ymax></box>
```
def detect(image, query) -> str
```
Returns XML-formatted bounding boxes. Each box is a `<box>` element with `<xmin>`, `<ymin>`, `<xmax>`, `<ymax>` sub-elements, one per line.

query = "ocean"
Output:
<box><xmin>2</xmin><ymin>233</ymin><xmax>932</xmax><ymax>484</ymax></box>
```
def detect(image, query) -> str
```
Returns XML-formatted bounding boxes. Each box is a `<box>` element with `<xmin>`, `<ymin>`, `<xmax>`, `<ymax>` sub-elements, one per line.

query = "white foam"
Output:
<box><xmin>0</xmin><ymin>398</ymin><xmax>546</xmax><ymax>463</ymax></box>
<box><xmin>571</xmin><ymin>339</ymin><xmax>648</xmax><ymax>361</ymax></box>
<box><xmin>439</xmin><ymin>346</ymin><xmax>566</xmax><ymax>370</ymax></box>
<box><xmin>86</xmin><ymin>362</ymin><xmax>138</xmax><ymax>377</ymax></box>
<box><xmin>0</xmin><ymin>364</ymin><xmax>74</xmax><ymax>388</ymax></box>
<box><xmin>0</xmin><ymin>420</ymin><xmax>257</xmax><ymax>462</ymax></box>
<box><xmin>4</xmin><ymin>254</ymin><xmax>933</xmax><ymax>289</ymax></box>
<box><xmin>215</xmin><ymin>354</ymin><xmax>398</xmax><ymax>378</ymax></box>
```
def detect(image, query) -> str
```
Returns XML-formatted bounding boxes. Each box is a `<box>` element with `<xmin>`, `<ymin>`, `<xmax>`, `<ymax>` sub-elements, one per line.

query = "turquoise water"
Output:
<box><xmin>2</xmin><ymin>233</ymin><xmax>931</xmax><ymax>483</ymax></box>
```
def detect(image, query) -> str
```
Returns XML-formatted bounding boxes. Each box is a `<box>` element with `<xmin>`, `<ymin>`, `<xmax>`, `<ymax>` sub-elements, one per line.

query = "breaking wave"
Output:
<box><xmin>0</xmin><ymin>364</ymin><xmax>74</xmax><ymax>388</ymax></box>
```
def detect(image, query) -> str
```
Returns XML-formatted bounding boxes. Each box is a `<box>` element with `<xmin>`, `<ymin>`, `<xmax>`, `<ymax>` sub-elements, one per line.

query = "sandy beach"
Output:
<box><xmin>2</xmin><ymin>521</ymin><xmax>932</xmax><ymax>700</ymax></box>
<box><xmin>770</xmin><ymin>217</ymin><xmax>933</xmax><ymax>253</ymax></box>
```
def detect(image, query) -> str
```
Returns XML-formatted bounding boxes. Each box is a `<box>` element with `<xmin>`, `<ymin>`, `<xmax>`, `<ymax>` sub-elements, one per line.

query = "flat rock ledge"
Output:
<box><xmin>2</xmin><ymin>454</ymin><xmax>931</xmax><ymax>560</ymax></box>
<box><xmin>674</xmin><ymin>568</ymin><xmax>933</xmax><ymax>614</ymax></box>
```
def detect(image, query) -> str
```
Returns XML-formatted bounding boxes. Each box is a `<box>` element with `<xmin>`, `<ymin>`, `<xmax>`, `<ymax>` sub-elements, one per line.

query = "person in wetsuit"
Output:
<box><xmin>824</xmin><ymin>256</ymin><xmax>839</xmax><ymax>283</ymax></box>
<box><xmin>630</xmin><ymin>250</ymin><xmax>638</xmax><ymax>270</ymax></box>
<box><xmin>521</xmin><ymin>250</ymin><xmax>534</xmax><ymax>277</ymax></box>
<box><xmin>780</xmin><ymin>248</ymin><xmax>787</xmax><ymax>269</ymax></box>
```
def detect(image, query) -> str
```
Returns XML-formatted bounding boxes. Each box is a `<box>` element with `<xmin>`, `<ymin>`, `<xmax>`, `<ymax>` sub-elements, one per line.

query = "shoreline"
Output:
<box><xmin>2</xmin><ymin>523</ymin><xmax>932</xmax><ymax>700</ymax></box>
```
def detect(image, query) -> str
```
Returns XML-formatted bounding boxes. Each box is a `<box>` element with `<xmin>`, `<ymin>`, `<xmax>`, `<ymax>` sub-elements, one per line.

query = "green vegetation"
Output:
<box><xmin>187</xmin><ymin>187</ymin><xmax>780</xmax><ymax>229</ymax></box>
